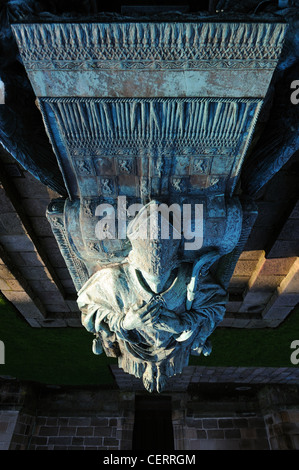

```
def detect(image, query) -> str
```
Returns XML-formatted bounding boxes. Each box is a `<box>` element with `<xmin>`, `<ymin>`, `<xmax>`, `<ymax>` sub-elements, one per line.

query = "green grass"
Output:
<box><xmin>0</xmin><ymin>294</ymin><xmax>298</xmax><ymax>386</ymax></box>
<box><xmin>189</xmin><ymin>309</ymin><xmax>299</xmax><ymax>368</ymax></box>
<box><xmin>0</xmin><ymin>295</ymin><xmax>117</xmax><ymax>386</ymax></box>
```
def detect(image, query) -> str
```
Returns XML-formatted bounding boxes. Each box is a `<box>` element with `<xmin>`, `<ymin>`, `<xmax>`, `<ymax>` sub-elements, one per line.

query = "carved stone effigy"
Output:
<box><xmin>12</xmin><ymin>20</ymin><xmax>286</xmax><ymax>392</ymax></box>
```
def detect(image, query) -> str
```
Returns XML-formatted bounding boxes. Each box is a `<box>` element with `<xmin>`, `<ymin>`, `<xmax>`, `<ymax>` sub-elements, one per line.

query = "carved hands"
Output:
<box><xmin>122</xmin><ymin>297</ymin><xmax>162</xmax><ymax>330</ymax></box>
<box><xmin>122</xmin><ymin>296</ymin><xmax>197</xmax><ymax>337</ymax></box>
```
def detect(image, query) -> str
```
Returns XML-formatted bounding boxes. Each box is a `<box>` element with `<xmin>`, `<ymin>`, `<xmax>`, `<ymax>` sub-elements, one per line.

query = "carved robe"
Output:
<box><xmin>77</xmin><ymin>261</ymin><xmax>227</xmax><ymax>389</ymax></box>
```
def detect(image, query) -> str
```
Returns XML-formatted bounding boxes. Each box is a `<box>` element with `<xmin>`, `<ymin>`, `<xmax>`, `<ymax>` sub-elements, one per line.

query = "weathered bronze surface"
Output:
<box><xmin>11</xmin><ymin>18</ymin><xmax>286</xmax><ymax>392</ymax></box>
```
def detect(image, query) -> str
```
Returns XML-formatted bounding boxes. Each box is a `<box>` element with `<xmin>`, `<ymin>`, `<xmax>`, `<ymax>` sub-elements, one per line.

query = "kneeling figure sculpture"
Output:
<box><xmin>78</xmin><ymin>204</ymin><xmax>227</xmax><ymax>393</ymax></box>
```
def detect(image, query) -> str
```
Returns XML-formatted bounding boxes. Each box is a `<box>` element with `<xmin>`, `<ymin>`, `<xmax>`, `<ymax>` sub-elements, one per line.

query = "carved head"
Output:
<box><xmin>127</xmin><ymin>200</ymin><xmax>181</xmax><ymax>293</ymax></box>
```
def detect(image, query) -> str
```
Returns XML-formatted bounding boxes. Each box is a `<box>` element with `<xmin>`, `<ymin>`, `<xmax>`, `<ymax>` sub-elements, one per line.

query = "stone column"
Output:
<box><xmin>0</xmin><ymin>410</ymin><xmax>19</xmax><ymax>450</ymax></box>
<box><xmin>258</xmin><ymin>385</ymin><xmax>299</xmax><ymax>450</ymax></box>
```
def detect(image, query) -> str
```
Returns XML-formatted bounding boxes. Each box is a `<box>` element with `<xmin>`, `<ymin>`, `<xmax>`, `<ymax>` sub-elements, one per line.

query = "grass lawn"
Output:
<box><xmin>0</xmin><ymin>295</ymin><xmax>298</xmax><ymax>386</ymax></box>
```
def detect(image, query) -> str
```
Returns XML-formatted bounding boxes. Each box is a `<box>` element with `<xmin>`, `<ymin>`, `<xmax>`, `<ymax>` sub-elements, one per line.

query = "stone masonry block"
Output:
<box><xmin>219</xmin><ymin>317</ymin><xmax>235</xmax><ymax>327</ymax></box>
<box><xmin>28</xmin><ymin>217</ymin><xmax>54</xmax><ymax>237</ymax></box>
<box><xmin>228</xmin><ymin>276</ymin><xmax>250</xmax><ymax>290</ymax></box>
<box><xmin>19</xmin><ymin>251</ymin><xmax>45</xmax><ymax>268</ymax></box>
<box><xmin>0</xmin><ymin>264</ymin><xmax>17</xmax><ymax>280</ymax></box>
<box><xmin>250</xmin><ymin>275</ymin><xmax>285</xmax><ymax>291</ymax></box>
<box><xmin>262</xmin><ymin>306</ymin><xmax>293</xmax><ymax>320</ymax></box>
<box><xmin>66</xmin><ymin>318</ymin><xmax>81</xmax><ymax>327</ymax></box>
<box><xmin>0</xmin><ymin>187</ymin><xmax>15</xmax><ymax>213</ymax></box>
<box><xmin>0</xmin><ymin>213</ymin><xmax>25</xmax><ymax>236</ymax></box>
<box><xmin>207</xmin><ymin>429</ymin><xmax>225</xmax><ymax>439</ymax></box>
<box><xmin>3</xmin><ymin>290</ymin><xmax>46</xmax><ymax>319</ymax></box>
<box><xmin>259</xmin><ymin>258</ymin><xmax>297</xmax><ymax>276</ymax></box>
<box><xmin>239</xmin><ymin>250</ymin><xmax>264</xmax><ymax>261</ymax></box>
<box><xmin>65</xmin><ymin>300</ymin><xmax>80</xmax><ymax>312</ymax></box>
<box><xmin>18</xmin><ymin>266</ymin><xmax>52</xmax><ymax>282</ymax></box>
<box><xmin>265</xmin><ymin>291</ymin><xmax>299</xmax><ymax>309</ymax></box>
<box><xmin>0</xmin><ymin>278</ymin><xmax>10</xmax><ymax>291</ymax></box>
<box><xmin>21</xmin><ymin>198</ymin><xmax>51</xmax><ymax>217</ymax></box>
<box><xmin>68</xmin><ymin>418</ymin><xmax>91</xmax><ymax>427</ymax></box>
<box><xmin>239</xmin><ymin>290</ymin><xmax>273</xmax><ymax>311</ymax></box>
<box><xmin>0</xmin><ymin>410</ymin><xmax>19</xmax><ymax>450</ymax></box>
<box><xmin>225</xmin><ymin>429</ymin><xmax>241</xmax><ymax>439</ymax></box>
<box><xmin>229</xmin><ymin>318</ymin><xmax>252</xmax><ymax>327</ymax></box>
<box><xmin>246</xmin><ymin>251</ymin><xmax>266</xmax><ymax>287</ymax></box>
<box><xmin>40</xmin><ymin>319</ymin><xmax>68</xmax><ymax>327</ymax></box>
<box><xmin>0</xmin><ymin>235</ymin><xmax>34</xmax><ymax>252</ymax></box>
<box><xmin>12</xmin><ymin>173</ymin><xmax>53</xmax><ymax>199</ymax></box>
<box><xmin>278</xmin><ymin>258</ymin><xmax>299</xmax><ymax>294</ymax></box>
<box><xmin>25</xmin><ymin>318</ymin><xmax>42</xmax><ymax>327</ymax></box>
<box><xmin>29</xmin><ymin>279</ymin><xmax>60</xmax><ymax>293</ymax></box>
<box><xmin>233</xmin><ymin>260</ymin><xmax>259</xmax><ymax>277</ymax></box>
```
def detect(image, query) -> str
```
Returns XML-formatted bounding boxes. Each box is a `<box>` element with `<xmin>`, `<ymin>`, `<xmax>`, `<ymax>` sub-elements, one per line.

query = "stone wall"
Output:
<box><xmin>1</xmin><ymin>378</ymin><xmax>299</xmax><ymax>450</ymax></box>
<box><xmin>259</xmin><ymin>385</ymin><xmax>299</xmax><ymax>450</ymax></box>
<box><xmin>177</xmin><ymin>415</ymin><xmax>269</xmax><ymax>450</ymax></box>
<box><xmin>171</xmin><ymin>384</ymin><xmax>269</xmax><ymax>450</ymax></box>
<box><xmin>26</xmin><ymin>416</ymin><xmax>123</xmax><ymax>450</ymax></box>
<box><xmin>6</xmin><ymin>412</ymin><xmax>134</xmax><ymax>451</ymax></box>
<box><xmin>173</xmin><ymin>384</ymin><xmax>299</xmax><ymax>450</ymax></box>
<box><xmin>0</xmin><ymin>379</ymin><xmax>134</xmax><ymax>451</ymax></box>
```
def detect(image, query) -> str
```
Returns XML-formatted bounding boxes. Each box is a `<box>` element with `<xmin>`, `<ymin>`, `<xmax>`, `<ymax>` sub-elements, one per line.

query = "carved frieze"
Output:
<box><xmin>38</xmin><ymin>97</ymin><xmax>262</xmax><ymax>198</ymax></box>
<box><xmin>12</xmin><ymin>22</ymin><xmax>286</xmax><ymax>98</ymax></box>
<box><xmin>14</xmin><ymin>22</ymin><xmax>285</xmax><ymax>67</ymax></box>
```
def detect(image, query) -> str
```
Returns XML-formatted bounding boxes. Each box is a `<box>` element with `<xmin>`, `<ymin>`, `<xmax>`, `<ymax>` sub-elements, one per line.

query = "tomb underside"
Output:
<box><xmin>0</xmin><ymin>9</ymin><xmax>298</xmax><ymax>392</ymax></box>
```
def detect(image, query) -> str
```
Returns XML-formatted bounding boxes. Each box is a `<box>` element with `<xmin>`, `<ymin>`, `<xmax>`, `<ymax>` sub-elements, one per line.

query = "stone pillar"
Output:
<box><xmin>118</xmin><ymin>392</ymin><xmax>135</xmax><ymax>451</ymax></box>
<box><xmin>261</xmin><ymin>258</ymin><xmax>299</xmax><ymax>325</ymax></box>
<box><xmin>0</xmin><ymin>410</ymin><xmax>19</xmax><ymax>450</ymax></box>
<box><xmin>235</xmin><ymin>253</ymin><xmax>298</xmax><ymax>327</ymax></box>
<box><xmin>0</xmin><ymin>159</ymin><xmax>80</xmax><ymax>327</ymax></box>
<box><xmin>259</xmin><ymin>385</ymin><xmax>299</xmax><ymax>450</ymax></box>
<box><xmin>0</xmin><ymin>379</ymin><xmax>37</xmax><ymax>450</ymax></box>
<box><xmin>172</xmin><ymin>394</ymin><xmax>187</xmax><ymax>450</ymax></box>
<box><xmin>0</xmin><ymin>379</ymin><xmax>135</xmax><ymax>450</ymax></box>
